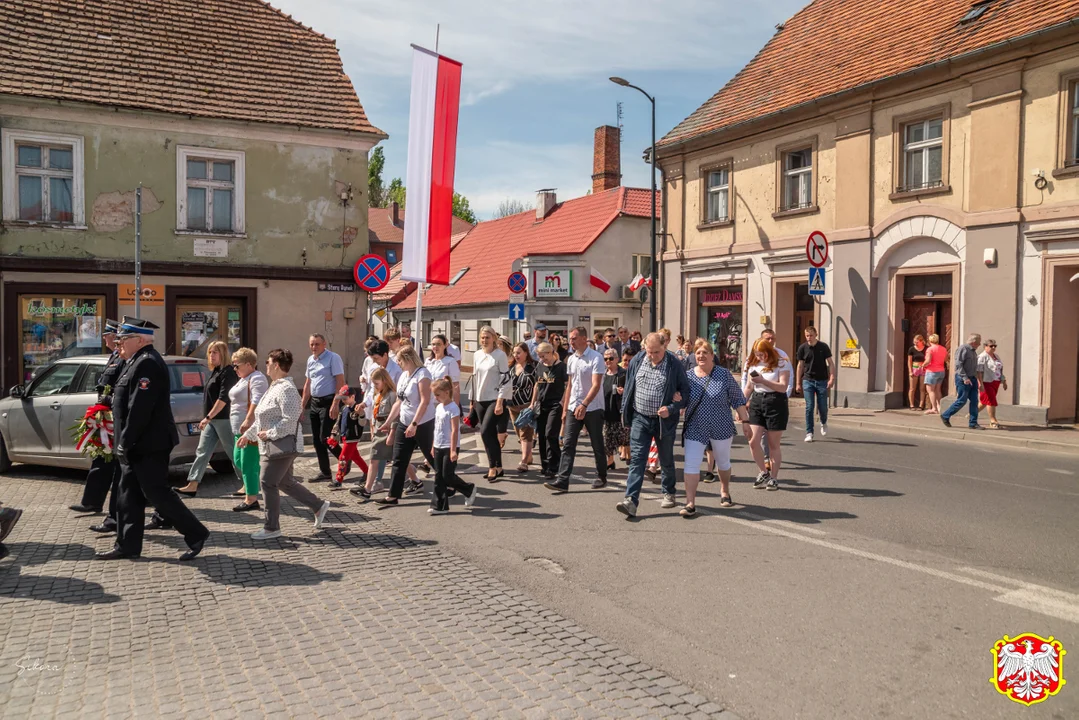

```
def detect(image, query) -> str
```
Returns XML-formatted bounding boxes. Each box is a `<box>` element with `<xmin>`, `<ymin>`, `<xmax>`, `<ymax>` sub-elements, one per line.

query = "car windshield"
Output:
<box><xmin>168</xmin><ymin>364</ymin><xmax>206</xmax><ymax>394</ymax></box>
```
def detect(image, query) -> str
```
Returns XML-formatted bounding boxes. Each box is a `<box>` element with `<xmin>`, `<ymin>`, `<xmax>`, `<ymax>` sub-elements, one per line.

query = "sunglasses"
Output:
<box><xmin>987</xmin><ymin>344</ymin><xmax>997</xmax><ymax>348</ymax></box>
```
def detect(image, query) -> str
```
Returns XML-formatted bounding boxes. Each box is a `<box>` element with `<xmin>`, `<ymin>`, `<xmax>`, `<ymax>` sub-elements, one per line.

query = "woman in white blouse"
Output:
<box><xmin>469</xmin><ymin>326</ymin><xmax>512</xmax><ymax>480</ymax></box>
<box><xmin>228</xmin><ymin>347</ymin><xmax>268</xmax><ymax>512</ymax></box>
<box><xmin>375</xmin><ymin>345</ymin><xmax>437</xmax><ymax>505</ymax></box>
<box><xmin>239</xmin><ymin>349</ymin><xmax>330</xmax><ymax>539</ymax></box>
<box><xmin>425</xmin><ymin>333</ymin><xmax>460</xmax><ymax>406</ymax></box>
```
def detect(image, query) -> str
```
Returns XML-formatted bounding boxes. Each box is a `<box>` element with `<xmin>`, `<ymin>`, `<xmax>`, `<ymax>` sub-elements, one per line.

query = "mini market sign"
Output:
<box><xmin>532</xmin><ymin>268</ymin><xmax>572</xmax><ymax>298</ymax></box>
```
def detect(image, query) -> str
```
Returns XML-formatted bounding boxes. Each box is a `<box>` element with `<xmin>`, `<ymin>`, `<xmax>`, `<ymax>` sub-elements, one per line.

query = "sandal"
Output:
<box><xmin>516</xmin><ymin>462</ymin><xmax>529</xmax><ymax>473</ymax></box>
<box><xmin>231</xmin><ymin>489</ymin><xmax>246</xmax><ymax>497</ymax></box>
<box><xmin>989</xmin><ymin>422</ymin><xmax>1001</xmax><ymax>429</ymax></box>
<box><xmin>679</xmin><ymin>505</ymin><xmax>696</xmax><ymax>517</ymax></box>
<box><xmin>720</xmin><ymin>495</ymin><xmax>734</xmax><ymax>508</ymax></box>
<box><xmin>645</xmin><ymin>469</ymin><xmax>659</xmax><ymax>484</ymax></box>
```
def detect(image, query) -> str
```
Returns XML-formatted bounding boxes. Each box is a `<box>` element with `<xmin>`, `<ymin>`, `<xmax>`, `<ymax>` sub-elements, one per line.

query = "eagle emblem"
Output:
<box><xmin>991</xmin><ymin>633</ymin><xmax>1065</xmax><ymax>706</ymax></box>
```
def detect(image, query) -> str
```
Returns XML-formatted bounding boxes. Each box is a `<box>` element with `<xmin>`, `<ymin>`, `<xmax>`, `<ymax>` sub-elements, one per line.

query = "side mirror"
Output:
<box><xmin>9</xmin><ymin>385</ymin><xmax>26</xmax><ymax>399</ymax></box>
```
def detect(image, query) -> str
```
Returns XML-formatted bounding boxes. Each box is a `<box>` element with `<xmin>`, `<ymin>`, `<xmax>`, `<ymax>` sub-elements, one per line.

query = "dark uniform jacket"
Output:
<box><xmin>113</xmin><ymin>344</ymin><xmax>179</xmax><ymax>460</ymax></box>
<box><xmin>96</xmin><ymin>351</ymin><xmax>125</xmax><ymax>406</ymax></box>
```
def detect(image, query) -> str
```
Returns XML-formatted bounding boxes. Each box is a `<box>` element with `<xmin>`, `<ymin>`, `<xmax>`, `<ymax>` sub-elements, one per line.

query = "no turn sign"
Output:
<box><xmin>806</xmin><ymin>231</ymin><xmax>829</xmax><ymax>268</ymax></box>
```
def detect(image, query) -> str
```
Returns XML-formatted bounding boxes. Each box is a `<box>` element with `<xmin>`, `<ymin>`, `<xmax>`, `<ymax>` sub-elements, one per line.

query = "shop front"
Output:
<box><xmin>2</xmin><ymin>282</ymin><xmax>118</xmax><ymax>391</ymax></box>
<box><xmin>695</xmin><ymin>285</ymin><xmax>745</xmax><ymax>374</ymax></box>
<box><xmin>165</xmin><ymin>287</ymin><xmax>257</xmax><ymax>359</ymax></box>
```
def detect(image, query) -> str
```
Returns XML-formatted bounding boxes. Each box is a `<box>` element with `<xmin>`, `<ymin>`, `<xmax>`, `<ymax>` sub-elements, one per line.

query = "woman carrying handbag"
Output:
<box><xmin>507</xmin><ymin>342</ymin><xmax>537</xmax><ymax>473</ymax></box>
<box><xmin>239</xmin><ymin>349</ymin><xmax>330</xmax><ymax>540</ymax></box>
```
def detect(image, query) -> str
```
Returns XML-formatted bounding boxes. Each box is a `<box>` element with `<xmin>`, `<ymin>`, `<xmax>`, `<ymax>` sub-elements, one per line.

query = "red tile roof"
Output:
<box><xmin>660</xmin><ymin>0</ymin><xmax>1079</xmax><ymax>149</ymax></box>
<box><xmin>394</xmin><ymin>187</ymin><xmax>658</xmax><ymax>310</ymax></box>
<box><xmin>368</xmin><ymin>204</ymin><xmax>474</xmax><ymax>246</ymax></box>
<box><xmin>0</xmin><ymin>0</ymin><xmax>385</xmax><ymax>136</ymax></box>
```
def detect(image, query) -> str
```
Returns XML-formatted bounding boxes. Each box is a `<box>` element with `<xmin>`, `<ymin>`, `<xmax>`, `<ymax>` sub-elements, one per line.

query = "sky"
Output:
<box><xmin>270</xmin><ymin>0</ymin><xmax>808</xmax><ymax>220</ymax></box>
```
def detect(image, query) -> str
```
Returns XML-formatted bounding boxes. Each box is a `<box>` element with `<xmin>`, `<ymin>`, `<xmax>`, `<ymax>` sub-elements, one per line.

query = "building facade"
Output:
<box><xmin>657</xmin><ymin>0</ymin><xmax>1079</xmax><ymax>424</ymax></box>
<box><xmin>0</xmin><ymin>0</ymin><xmax>385</xmax><ymax>391</ymax></box>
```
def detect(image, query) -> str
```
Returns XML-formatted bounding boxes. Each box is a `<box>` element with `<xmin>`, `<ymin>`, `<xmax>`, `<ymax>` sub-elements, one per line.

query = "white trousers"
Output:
<box><xmin>683</xmin><ymin>436</ymin><xmax>733</xmax><ymax>473</ymax></box>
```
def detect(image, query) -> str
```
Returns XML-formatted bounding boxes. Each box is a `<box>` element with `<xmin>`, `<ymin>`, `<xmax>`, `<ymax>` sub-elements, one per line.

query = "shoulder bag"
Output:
<box><xmin>265</xmin><ymin>387</ymin><xmax>303</xmax><ymax>460</ymax></box>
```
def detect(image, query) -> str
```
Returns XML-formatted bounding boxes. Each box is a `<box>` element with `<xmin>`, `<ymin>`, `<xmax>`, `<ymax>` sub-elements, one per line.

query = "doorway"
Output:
<box><xmin>901</xmin><ymin>274</ymin><xmax>953</xmax><ymax>406</ymax></box>
<box><xmin>1046</xmin><ymin>261</ymin><xmax>1079</xmax><ymax>422</ymax></box>
<box><xmin>165</xmin><ymin>287</ymin><xmax>256</xmax><ymax>358</ymax></box>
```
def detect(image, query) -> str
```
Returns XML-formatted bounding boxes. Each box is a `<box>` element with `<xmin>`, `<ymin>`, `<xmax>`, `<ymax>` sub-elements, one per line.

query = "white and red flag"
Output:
<box><xmin>628</xmin><ymin>274</ymin><xmax>652</xmax><ymax>292</ymax></box>
<box><xmin>402</xmin><ymin>45</ymin><xmax>462</xmax><ymax>285</ymax></box>
<box><xmin>589</xmin><ymin>266</ymin><xmax>611</xmax><ymax>293</ymax></box>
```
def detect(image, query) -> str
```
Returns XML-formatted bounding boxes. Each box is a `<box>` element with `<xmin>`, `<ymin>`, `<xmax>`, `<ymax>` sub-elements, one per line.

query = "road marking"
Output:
<box><xmin>718</xmin><ymin>515</ymin><xmax>1079</xmax><ymax>625</ymax></box>
<box><xmin>1047</xmin><ymin>468</ymin><xmax>1074</xmax><ymax>475</ymax></box>
<box><xmin>733</xmin><ymin>510</ymin><xmax>827</xmax><ymax>536</ymax></box>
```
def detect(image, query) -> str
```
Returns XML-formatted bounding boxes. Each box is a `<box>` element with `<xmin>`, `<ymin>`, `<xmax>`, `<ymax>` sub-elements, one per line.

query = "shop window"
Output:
<box><xmin>697</xmin><ymin>287</ymin><xmax>744</xmax><ymax>375</ymax></box>
<box><xmin>18</xmin><ymin>294</ymin><xmax>106</xmax><ymax>384</ymax></box>
<box><xmin>176</xmin><ymin>301</ymin><xmax>244</xmax><ymax>358</ymax></box>
<box><xmin>176</xmin><ymin>146</ymin><xmax>245</xmax><ymax>234</ymax></box>
<box><xmin>1</xmin><ymin>129</ymin><xmax>85</xmax><ymax>226</ymax></box>
<box><xmin>900</xmin><ymin>118</ymin><xmax>944</xmax><ymax>191</ymax></box>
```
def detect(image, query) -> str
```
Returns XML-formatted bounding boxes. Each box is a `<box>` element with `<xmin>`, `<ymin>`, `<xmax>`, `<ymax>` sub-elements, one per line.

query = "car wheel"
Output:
<box><xmin>0</xmin><ymin>433</ymin><xmax>11</xmax><ymax>474</ymax></box>
<box><xmin>209</xmin><ymin>458</ymin><xmax>235</xmax><ymax>475</ymax></box>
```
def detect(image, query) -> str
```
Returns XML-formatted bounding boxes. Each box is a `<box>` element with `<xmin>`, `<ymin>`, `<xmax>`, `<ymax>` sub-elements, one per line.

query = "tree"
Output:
<box><xmin>495</xmin><ymin>198</ymin><xmax>529</xmax><ymax>218</ymax></box>
<box><xmin>452</xmin><ymin>192</ymin><xmax>477</xmax><ymax>224</ymax></box>
<box><xmin>368</xmin><ymin>147</ymin><xmax>387</xmax><ymax>208</ymax></box>
<box><xmin>387</xmin><ymin>177</ymin><xmax>406</xmax><ymax>208</ymax></box>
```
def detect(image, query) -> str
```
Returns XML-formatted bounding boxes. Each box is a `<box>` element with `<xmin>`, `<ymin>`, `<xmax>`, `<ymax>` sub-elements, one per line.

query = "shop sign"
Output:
<box><xmin>533</xmin><ymin>269</ymin><xmax>572</xmax><ymax>298</ymax></box>
<box><xmin>193</xmin><ymin>238</ymin><xmax>229</xmax><ymax>257</ymax></box>
<box><xmin>701</xmin><ymin>288</ymin><xmax>743</xmax><ymax>305</ymax></box>
<box><xmin>118</xmin><ymin>284</ymin><xmax>165</xmax><ymax>305</ymax></box>
<box><xmin>24</xmin><ymin>302</ymin><xmax>98</xmax><ymax>317</ymax></box>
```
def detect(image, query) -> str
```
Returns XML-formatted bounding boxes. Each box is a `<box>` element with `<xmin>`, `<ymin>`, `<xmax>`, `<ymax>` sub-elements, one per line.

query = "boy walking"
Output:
<box><xmin>795</xmin><ymin>327</ymin><xmax>835</xmax><ymax>442</ymax></box>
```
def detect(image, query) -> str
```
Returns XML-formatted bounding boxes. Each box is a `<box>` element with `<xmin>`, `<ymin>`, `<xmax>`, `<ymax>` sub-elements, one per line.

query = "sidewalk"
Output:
<box><xmin>790</xmin><ymin>399</ymin><xmax>1079</xmax><ymax>455</ymax></box>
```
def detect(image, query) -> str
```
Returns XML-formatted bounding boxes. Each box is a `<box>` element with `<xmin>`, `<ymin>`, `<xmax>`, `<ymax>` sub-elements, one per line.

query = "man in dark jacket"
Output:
<box><xmin>96</xmin><ymin>317</ymin><xmax>208</xmax><ymax>561</ymax></box>
<box><xmin>618</xmin><ymin>333</ymin><xmax>691</xmax><ymax>517</ymax></box>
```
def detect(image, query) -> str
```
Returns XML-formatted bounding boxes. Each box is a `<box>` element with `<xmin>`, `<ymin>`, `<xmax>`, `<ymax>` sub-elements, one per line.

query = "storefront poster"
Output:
<box><xmin>77</xmin><ymin>316</ymin><xmax>102</xmax><ymax>348</ymax></box>
<box><xmin>697</xmin><ymin>287</ymin><xmax>744</xmax><ymax>374</ymax></box>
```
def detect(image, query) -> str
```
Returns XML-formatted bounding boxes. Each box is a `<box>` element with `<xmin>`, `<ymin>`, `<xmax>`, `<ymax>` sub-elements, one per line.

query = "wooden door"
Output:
<box><xmin>175</xmin><ymin>299</ymin><xmax>244</xmax><ymax>359</ymax></box>
<box><xmin>903</xmin><ymin>301</ymin><xmax>936</xmax><ymax>405</ymax></box>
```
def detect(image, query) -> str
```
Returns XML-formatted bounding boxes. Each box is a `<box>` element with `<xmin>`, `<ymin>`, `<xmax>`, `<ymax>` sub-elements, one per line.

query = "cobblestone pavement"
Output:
<box><xmin>0</xmin><ymin>441</ymin><xmax>737</xmax><ymax>720</ymax></box>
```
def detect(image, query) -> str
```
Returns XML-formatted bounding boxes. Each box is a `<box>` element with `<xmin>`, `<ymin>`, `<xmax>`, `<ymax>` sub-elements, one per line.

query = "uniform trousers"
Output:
<box><xmin>81</xmin><ymin>456</ymin><xmax>120</xmax><ymax>515</ymax></box>
<box><xmin>115</xmin><ymin>451</ymin><xmax>208</xmax><ymax>556</ymax></box>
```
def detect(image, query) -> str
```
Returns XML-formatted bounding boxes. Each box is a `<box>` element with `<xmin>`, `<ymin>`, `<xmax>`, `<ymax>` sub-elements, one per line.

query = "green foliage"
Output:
<box><xmin>452</xmin><ymin>192</ymin><xmax>477</xmax><ymax>224</ymax></box>
<box><xmin>387</xmin><ymin>177</ymin><xmax>406</xmax><ymax>208</ymax></box>
<box><xmin>368</xmin><ymin>147</ymin><xmax>387</xmax><ymax>208</ymax></box>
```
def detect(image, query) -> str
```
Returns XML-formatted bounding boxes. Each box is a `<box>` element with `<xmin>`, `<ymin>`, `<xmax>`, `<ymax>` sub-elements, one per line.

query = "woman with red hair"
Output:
<box><xmin>742</xmin><ymin>339</ymin><xmax>792</xmax><ymax>491</ymax></box>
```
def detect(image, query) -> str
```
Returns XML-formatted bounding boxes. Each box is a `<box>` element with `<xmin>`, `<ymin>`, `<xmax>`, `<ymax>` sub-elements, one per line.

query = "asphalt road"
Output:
<box><xmin>375</xmin><ymin>421</ymin><xmax>1079</xmax><ymax>720</ymax></box>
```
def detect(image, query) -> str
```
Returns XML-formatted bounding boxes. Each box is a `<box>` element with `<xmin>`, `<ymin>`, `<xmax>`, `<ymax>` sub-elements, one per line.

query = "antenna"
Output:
<box><xmin>616</xmin><ymin>101</ymin><xmax>624</xmax><ymax>141</ymax></box>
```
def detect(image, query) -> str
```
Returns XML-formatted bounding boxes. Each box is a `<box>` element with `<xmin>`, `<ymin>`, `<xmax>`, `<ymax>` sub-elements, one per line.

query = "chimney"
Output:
<box><xmin>535</xmin><ymin>189</ymin><xmax>557</xmax><ymax>221</ymax></box>
<box><xmin>592</xmin><ymin>125</ymin><xmax>621</xmax><ymax>193</ymax></box>
<box><xmin>391</xmin><ymin>201</ymin><xmax>401</xmax><ymax>227</ymax></box>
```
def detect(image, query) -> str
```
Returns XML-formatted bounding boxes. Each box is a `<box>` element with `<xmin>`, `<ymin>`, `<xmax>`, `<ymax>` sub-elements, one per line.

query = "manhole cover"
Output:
<box><xmin>525</xmin><ymin>557</ymin><xmax>565</xmax><ymax>575</ymax></box>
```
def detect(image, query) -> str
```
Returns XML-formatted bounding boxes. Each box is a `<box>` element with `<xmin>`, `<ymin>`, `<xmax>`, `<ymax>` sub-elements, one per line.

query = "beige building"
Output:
<box><xmin>656</xmin><ymin>0</ymin><xmax>1079</xmax><ymax>424</ymax></box>
<box><xmin>0</xmin><ymin>0</ymin><xmax>385</xmax><ymax>392</ymax></box>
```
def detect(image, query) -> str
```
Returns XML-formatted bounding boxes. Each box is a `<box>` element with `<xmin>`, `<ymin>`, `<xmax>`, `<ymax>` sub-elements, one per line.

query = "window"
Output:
<box><xmin>386</xmin><ymin>248</ymin><xmax>399</xmax><ymax>265</ymax></box>
<box><xmin>632</xmin><ymin>254</ymin><xmax>653</xmax><ymax>280</ymax></box>
<box><xmin>1070</xmin><ymin>81</ymin><xmax>1079</xmax><ymax>166</ymax></box>
<box><xmin>704</xmin><ymin>166</ymin><xmax>730</xmax><ymax>223</ymax></box>
<box><xmin>959</xmin><ymin>1</ymin><xmax>991</xmax><ymax>24</ymax></box>
<box><xmin>27</xmin><ymin>363</ymin><xmax>81</xmax><ymax>396</ymax></box>
<box><xmin>176</xmin><ymin>146</ymin><xmax>245</xmax><ymax>234</ymax></box>
<box><xmin>1</xmin><ymin>129</ymin><xmax>85</xmax><ymax>226</ymax></box>
<box><xmin>901</xmin><ymin>118</ymin><xmax>944</xmax><ymax>190</ymax></box>
<box><xmin>76</xmin><ymin>364</ymin><xmax>104</xmax><ymax>394</ymax></box>
<box><xmin>781</xmin><ymin>148</ymin><xmax>813</xmax><ymax>211</ymax></box>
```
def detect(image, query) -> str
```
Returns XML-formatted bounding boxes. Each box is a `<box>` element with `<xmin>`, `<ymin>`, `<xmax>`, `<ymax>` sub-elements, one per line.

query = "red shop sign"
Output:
<box><xmin>701</xmin><ymin>288</ymin><xmax>743</xmax><ymax>305</ymax></box>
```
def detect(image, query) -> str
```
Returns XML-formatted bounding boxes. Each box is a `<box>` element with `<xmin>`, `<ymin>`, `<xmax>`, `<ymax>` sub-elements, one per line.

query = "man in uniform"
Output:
<box><xmin>95</xmin><ymin>317</ymin><xmax>209</xmax><ymax>561</ymax></box>
<box><xmin>70</xmin><ymin>320</ymin><xmax>124</xmax><ymax>525</ymax></box>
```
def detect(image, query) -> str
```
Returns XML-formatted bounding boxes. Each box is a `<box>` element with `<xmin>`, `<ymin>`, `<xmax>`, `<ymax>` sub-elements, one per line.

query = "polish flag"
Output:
<box><xmin>402</xmin><ymin>45</ymin><xmax>462</xmax><ymax>285</ymax></box>
<box><xmin>589</xmin><ymin>266</ymin><xmax>611</xmax><ymax>293</ymax></box>
<box><xmin>628</xmin><ymin>274</ymin><xmax>652</xmax><ymax>292</ymax></box>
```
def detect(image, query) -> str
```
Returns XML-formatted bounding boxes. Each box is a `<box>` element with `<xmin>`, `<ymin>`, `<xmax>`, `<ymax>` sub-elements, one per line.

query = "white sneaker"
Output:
<box><xmin>313</xmin><ymin>501</ymin><xmax>330</xmax><ymax>529</ymax></box>
<box><xmin>427</xmin><ymin>507</ymin><xmax>448</xmax><ymax>515</ymax></box>
<box><xmin>660</xmin><ymin>493</ymin><xmax>677</xmax><ymax>509</ymax></box>
<box><xmin>820</xmin><ymin>424</ymin><xmax>828</xmax><ymax>436</ymax></box>
<box><xmin>804</xmin><ymin>433</ymin><xmax>814</xmax><ymax>443</ymax></box>
<box><xmin>464</xmin><ymin>485</ymin><xmax>478</xmax><ymax>509</ymax></box>
<box><xmin>251</xmin><ymin>528</ymin><xmax>282</xmax><ymax>540</ymax></box>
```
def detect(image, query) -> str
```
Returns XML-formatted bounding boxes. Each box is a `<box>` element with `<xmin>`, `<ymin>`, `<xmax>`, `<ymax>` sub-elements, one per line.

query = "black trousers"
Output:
<box><xmin>81</xmin><ymin>455</ymin><xmax>120</xmax><ymax>514</ymax></box>
<box><xmin>537</xmin><ymin>404</ymin><xmax>562</xmax><ymax>474</ymax></box>
<box><xmin>308</xmin><ymin>395</ymin><xmax>339</xmax><ymax>475</ymax></box>
<box><xmin>474</xmin><ymin>400</ymin><xmax>503</xmax><ymax>469</ymax></box>
<box><xmin>114</xmin><ymin>451</ymin><xmax>208</xmax><ymax>557</ymax></box>
<box><xmin>387</xmin><ymin>419</ymin><xmax>436</xmax><ymax>498</ymax></box>
<box><xmin>432</xmin><ymin>447</ymin><xmax>474</xmax><ymax>511</ymax></box>
<box><xmin>557</xmin><ymin>409</ymin><xmax>606</xmax><ymax>485</ymax></box>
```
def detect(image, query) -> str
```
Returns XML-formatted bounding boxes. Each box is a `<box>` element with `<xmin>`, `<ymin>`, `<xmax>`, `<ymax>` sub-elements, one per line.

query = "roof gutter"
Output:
<box><xmin>657</xmin><ymin>18</ymin><xmax>1079</xmax><ymax>156</ymax></box>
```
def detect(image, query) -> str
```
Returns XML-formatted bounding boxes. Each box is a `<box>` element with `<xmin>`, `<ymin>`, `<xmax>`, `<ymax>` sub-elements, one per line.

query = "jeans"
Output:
<box><xmin>625</xmin><ymin>415</ymin><xmax>677</xmax><ymax>504</ymax></box>
<box><xmin>309</xmin><ymin>395</ymin><xmax>338</xmax><ymax>475</ymax></box>
<box><xmin>387</xmin><ymin>419</ymin><xmax>436</xmax><ymax>498</ymax></box>
<box><xmin>232</xmin><ymin>435</ymin><xmax>261</xmax><ymax>496</ymax></box>
<box><xmin>803</xmin><ymin>378</ymin><xmax>829</xmax><ymax>434</ymax></box>
<box><xmin>942</xmin><ymin>377</ymin><xmax>980</xmax><ymax>427</ymax></box>
<box><xmin>557</xmin><ymin>409</ymin><xmax>606</xmax><ymax>486</ymax></box>
<box><xmin>259</xmin><ymin>455</ymin><xmax>324</xmax><ymax>532</ymax></box>
<box><xmin>432</xmin><ymin>447</ymin><xmax>474</xmax><ymax>511</ymax></box>
<box><xmin>474</xmin><ymin>400</ymin><xmax>503</xmax><ymax>469</ymax></box>
<box><xmin>537</xmin><ymin>404</ymin><xmax>562</xmax><ymax>474</ymax></box>
<box><xmin>186</xmin><ymin>418</ymin><xmax>238</xmax><ymax>483</ymax></box>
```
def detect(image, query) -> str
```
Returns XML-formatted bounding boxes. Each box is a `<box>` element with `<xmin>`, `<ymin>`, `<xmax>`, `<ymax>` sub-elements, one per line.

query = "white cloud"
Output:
<box><xmin>456</xmin><ymin>140</ymin><xmax>593</xmax><ymax>218</ymax></box>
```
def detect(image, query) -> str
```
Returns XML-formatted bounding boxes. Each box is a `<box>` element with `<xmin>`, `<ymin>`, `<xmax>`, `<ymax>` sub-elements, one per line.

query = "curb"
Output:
<box><xmin>818</xmin><ymin>416</ymin><xmax>1079</xmax><ymax>456</ymax></box>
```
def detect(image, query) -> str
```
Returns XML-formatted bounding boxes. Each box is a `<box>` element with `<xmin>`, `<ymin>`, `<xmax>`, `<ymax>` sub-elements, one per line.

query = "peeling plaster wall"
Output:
<box><xmin>0</xmin><ymin>113</ymin><xmax>368</xmax><ymax>268</ymax></box>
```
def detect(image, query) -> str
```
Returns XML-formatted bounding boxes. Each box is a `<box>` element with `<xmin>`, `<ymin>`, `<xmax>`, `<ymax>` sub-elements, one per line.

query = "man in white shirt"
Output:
<box><xmin>544</xmin><ymin>326</ymin><xmax>608</xmax><ymax>492</ymax></box>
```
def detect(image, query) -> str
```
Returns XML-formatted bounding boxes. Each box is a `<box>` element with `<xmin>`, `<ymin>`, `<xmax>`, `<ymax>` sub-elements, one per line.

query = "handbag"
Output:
<box><xmin>463</xmin><ymin>376</ymin><xmax>480</xmax><ymax>428</ymax></box>
<box><xmin>266</xmin><ymin>414</ymin><xmax>303</xmax><ymax>460</ymax></box>
<box><xmin>514</xmin><ymin>405</ymin><xmax>537</xmax><ymax>429</ymax></box>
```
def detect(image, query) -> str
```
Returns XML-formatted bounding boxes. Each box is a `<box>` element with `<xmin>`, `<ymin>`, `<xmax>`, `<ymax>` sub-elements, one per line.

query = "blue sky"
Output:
<box><xmin>271</xmin><ymin>0</ymin><xmax>807</xmax><ymax>219</ymax></box>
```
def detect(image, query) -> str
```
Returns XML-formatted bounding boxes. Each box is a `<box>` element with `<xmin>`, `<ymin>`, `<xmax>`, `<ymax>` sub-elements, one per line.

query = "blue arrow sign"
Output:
<box><xmin>508</xmin><ymin>302</ymin><xmax>525</xmax><ymax>321</ymax></box>
<box><xmin>808</xmin><ymin>267</ymin><xmax>826</xmax><ymax>296</ymax></box>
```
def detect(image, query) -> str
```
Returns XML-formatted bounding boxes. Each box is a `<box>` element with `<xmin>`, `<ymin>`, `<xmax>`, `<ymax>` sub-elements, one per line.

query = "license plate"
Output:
<box><xmin>187</xmin><ymin>423</ymin><xmax>200</xmax><ymax>434</ymax></box>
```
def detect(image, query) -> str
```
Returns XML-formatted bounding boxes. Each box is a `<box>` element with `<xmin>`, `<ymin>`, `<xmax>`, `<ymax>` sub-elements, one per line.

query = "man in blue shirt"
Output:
<box><xmin>302</xmin><ymin>333</ymin><xmax>346</xmax><ymax>480</ymax></box>
<box><xmin>527</xmin><ymin>323</ymin><xmax>548</xmax><ymax>362</ymax></box>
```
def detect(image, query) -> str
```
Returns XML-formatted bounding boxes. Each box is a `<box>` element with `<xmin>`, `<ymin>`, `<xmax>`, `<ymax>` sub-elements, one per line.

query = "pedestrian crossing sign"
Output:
<box><xmin>808</xmin><ymin>267</ymin><xmax>825</xmax><ymax>296</ymax></box>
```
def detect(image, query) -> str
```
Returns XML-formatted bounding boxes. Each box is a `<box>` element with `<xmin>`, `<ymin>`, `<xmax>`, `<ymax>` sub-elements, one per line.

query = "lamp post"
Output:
<box><xmin>610</xmin><ymin>76</ymin><xmax>657</xmax><ymax>332</ymax></box>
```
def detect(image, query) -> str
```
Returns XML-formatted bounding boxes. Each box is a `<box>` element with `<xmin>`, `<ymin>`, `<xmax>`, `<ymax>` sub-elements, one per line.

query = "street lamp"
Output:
<box><xmin>610</xmin><ymin>76</ymin><xmax>657</xmax><ymax>332</ymax></box>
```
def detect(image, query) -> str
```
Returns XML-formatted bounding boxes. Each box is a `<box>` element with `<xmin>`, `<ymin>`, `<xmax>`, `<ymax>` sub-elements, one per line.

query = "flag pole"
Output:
<box><xmin>414</xmin><ymin>282</ymin><xmax>424</xmax><ymax>350</ymax></box>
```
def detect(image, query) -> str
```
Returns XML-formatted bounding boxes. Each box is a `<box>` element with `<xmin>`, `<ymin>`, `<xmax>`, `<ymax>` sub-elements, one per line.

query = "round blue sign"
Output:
<box><xmin>354</xmin><ymin>254</ymin><xmax>390</xmax><ymax>292</ymax></box>
<box><xmin>507</xmin><ymin>271</ymin><xmax>527</xmax><ymax>294</ymax></box>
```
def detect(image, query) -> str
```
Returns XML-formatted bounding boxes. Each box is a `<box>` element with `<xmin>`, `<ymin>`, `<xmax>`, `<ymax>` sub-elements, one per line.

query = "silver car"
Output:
<box><xmin>0</xmin><ymin>355</ymin><xmax>233</xmax><ymax>474</ymax></box>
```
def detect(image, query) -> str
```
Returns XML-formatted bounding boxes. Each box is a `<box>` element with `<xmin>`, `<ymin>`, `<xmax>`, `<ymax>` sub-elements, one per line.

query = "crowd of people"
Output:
<box><xmin>0</xmin><ymin>316</ymin><xmax>1011</xmax><ymax>558</ymax></box>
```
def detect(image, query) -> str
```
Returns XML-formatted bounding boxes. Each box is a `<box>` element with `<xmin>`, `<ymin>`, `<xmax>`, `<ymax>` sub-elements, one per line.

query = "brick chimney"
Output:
<box><xmin>391</xmin><ymin>201</ymin><xmax>401</xmax><ymax>227</ymax></box>
<box><xmin>592</xmin><ymin>125</ymin><xmax>621</xmax><ymax>193</ymax></box>
<box><xmin>535</xmin><ymin>189</ymin><xmax>557</xmax><ymax>221</ymax></box>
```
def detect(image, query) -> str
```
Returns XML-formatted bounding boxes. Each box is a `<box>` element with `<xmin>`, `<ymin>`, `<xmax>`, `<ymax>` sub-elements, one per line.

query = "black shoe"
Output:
<box><xmin>145</xmin><ymin>516</ymin><xmax>173</xmax><ymax>531</ymax></box>
<box><xmin>179</xmin><ymin>535</ymin><xmax>207</xmax><ymax>561</ymax></box>
<box><xmin>95</xmin><ymin>548</ymin><xmax>137</xmax><ymax>561</ymax></box>
<box><xmin>374</xmin><ymin>496</ymin><xmax>399</xmax><ymax>506</ymax></box>
<box><xmin>607</xmin><ymin>462</ymin><xmax>616</xmax><ymax>471</ymax></box>
<box><xmin>232</xmin><ymin>501</ymin><xmax>260</xmax><ymax>512</ymax></box>
<box><xmin>0</xmin><ymin>508</ymin><xmax>23</xmax><ymax>542</ymax></box>
<box><xmin>310</xmin><ymin>473</ymin><xmax>331</xmax><ymax>483</ymax></box>
<box><xmin>753</xmin><ymin>471</ymin><xmax>770</xmax><ymax>489</ymax></box>
<box><xmin>404</xmin><ymin>480</ymin><xmax>425</xmax><ymax>496</ymax></box>
<box><xmin>701</xmin><ymin>471</ymin><xmax>717</xmax><ymax>484</ymax></box>
<box><xmin>69</xmin><ymin>504</ymin><xmax>102</xmax><ymax>513</ymax></box>
<box><xmin>174</xmin><ymin>489</ymin><xmax>197</xmax><ymax>498</ymax></box>
<box><xmin>89</xmin><ymin>522</ymin><xmax>116</xmax><ymax>534</ymax></box>
<box><xmin>350</xmin><ymin>486</ymin><xmax>372</xmax><ymax>499</ymax></box>
<box><xmin>592</xmin><ymin>478</ymin><xmax>607</xmax><ymax>489</ymax></box>
<box><xmin>419</xmin><ymin>462</ymin><xmax>432</xmax><ymax>475</ymax></box>
<box><xmin>544</xmin><ymin>481</ymin><xmax>569</xmax><ymax>493</ymax></box>
<box><xmin>941</xmin><ymin>417</ymin><xmax>952</xmax><ymax>428</ymax></box>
